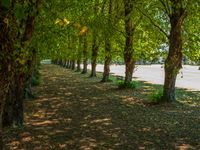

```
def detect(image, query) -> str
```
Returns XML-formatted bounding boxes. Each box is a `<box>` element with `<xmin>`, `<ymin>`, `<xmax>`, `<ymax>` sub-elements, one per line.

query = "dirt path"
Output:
<box><xmin>4</xmin><ymin>65</ymin><xmax>200</xmax><ymax>150</ymax></box>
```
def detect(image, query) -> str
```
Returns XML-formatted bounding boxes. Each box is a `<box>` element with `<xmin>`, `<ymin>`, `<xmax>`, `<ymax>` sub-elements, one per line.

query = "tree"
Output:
<box><xmin>152</xmin><ymin>0</ymin><xmax>187</xmax><ymax>102</ymax></box>
<box><xmin>90</xmin><ymin>0</ymin><xmax>100</xmax><ymax>77</ymax></box>
<box><xmin>0</xmin><ymin>2</ymin><xmax>15</xmax><ymax>147</ymax></box>
<box><xmin>137</xmin><ymin>0</ymin><xmax>199</xmax><ymax>102</ymax></box>
<box><xmin>101</xmin><ymin>0</ymin><xmax>113</xmax><ymax>82</ymax></box>
<box><xmin>0</xmin><ymin>0</ymin><xmax>42</xmax><ymax>148</ymax></box>
<box><xmin>2</xmin><ymin>0</ymin><xmax>42</xmax><ymax>127</ymax></box>
<box><xmin>123</xmin><ymin>0</ymin><xmax>135</xmax><ymax>83</ymax></box>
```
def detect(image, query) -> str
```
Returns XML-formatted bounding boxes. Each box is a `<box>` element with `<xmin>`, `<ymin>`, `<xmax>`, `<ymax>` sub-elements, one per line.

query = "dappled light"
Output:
<box><xmin>3</xmin><ymin>65</ymin><xmax>200</xmax><ymax>149</ymax></box>
<box><xmin>1</xmin><ymin>0</ymin><xmax>199</xmax><ymax>149</ymax></box>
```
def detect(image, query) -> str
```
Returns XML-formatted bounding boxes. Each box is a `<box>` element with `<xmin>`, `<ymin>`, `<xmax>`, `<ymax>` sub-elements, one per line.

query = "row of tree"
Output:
<box><xmin>0</xmin><ymin>0</ymin><xmax>199</xmax><ymax>148</ymax></box>
<box><xmin>37</xmin><ymin>0</ymin><xmax>199</xmax><ymax>102</ymax></box>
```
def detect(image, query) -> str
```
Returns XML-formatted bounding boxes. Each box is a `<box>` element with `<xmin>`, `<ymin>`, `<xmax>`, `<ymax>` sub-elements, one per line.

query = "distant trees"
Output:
<box><xmin>0</xmin><ymin>0</ymin><xmax>199</xmax><ymax>147</ymax></box>
<box><xmin>1</xmin><ymin>4</ymin><xmax>198</xmax><ymax>147</ymax></box>
<box><xmin>39</xmin><ymin>0</ymin><xmax>199</xmax><ymax>103</ymax></box>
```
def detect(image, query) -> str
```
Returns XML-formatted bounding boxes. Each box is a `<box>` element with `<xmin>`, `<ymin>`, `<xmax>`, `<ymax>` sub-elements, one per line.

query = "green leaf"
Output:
<box><xmin>2</xmin><ymin>0</ymin><xmax>11</xmax><ymax>9</ymax></box>
<box><xmin>14</xmin><ymin>4</ymin><xmax>26</xmax><ymax>21</ymax></box>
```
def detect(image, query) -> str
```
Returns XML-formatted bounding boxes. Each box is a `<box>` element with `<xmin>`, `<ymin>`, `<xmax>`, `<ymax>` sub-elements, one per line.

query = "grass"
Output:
<box><xmin>148</xmin><ymin>89</ymin><xmax>163</xmax><ymax>104</ymax></box>
<box><xmin>117</xmin><ymin>80</ymin><xmax>141</xmax><ymax>89</ymax></box>
<box><xmin>31</xmin><ymin>70</ymin><xmax>42</xmax><ymax>86</ymax></box>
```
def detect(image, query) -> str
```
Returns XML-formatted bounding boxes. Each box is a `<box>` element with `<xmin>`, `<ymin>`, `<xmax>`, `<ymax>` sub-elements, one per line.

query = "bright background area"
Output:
<box><xmin>94</xmin><ymin>64</ymin><xmax>200</xmax><ymax>91</ymax></box>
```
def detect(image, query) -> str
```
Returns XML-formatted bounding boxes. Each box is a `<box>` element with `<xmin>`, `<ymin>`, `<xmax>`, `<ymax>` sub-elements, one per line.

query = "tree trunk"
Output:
<box><xmin>14</xmin><ymin>75</ymin><xmax>25</xmax><ymax>126</ymax></box>
<box><xmin>71</xmin><ymin>60</ymin><xmax>76</xmax><ymax>70</ymax></box>
<box><xmin>0</xmin><ymin>78</ymin><xmax>10</xmax><ymax>149</ymax></box>
<box><xmin>69</xmin><ymin>60</ymin><xmax>72</xmax><ymax>69</ymax></box>
<box><xmin>62</xmin><ymin>59</ymin><xmax>66</xmax><ymax>67</ymax></box>
<box><xmin>90</xmin><ymin>46</ymin><xmax>98</xmax><ymax>77</ymax></box>
<box><xmin>0</xmin><ymin>5</ymin><xmax>15</xmax><ymax>148</ymax></box>
<box><xmin>102</xmin><ymin>41</ymin><xmax>112</xmax><ymax>82</ymax></box>
<box><xmin>102</xmin><ymin>0</ymin><xmax>112</xmax><ymax>82</ymax></box>
<box><xmin>59</xmin><ymin>59</ymin><xmax>62</xmax><ymax>66</ymax></box>
<box><xmin>3</xmin><ymin>74</ymin><xmax>27</xmax><ymax>128</ymax></box>
<box><xmin>3</xmin><ymin>72</ymin><xmax>26</xmax><ymax>127</ymax></box>
<box><xmin>162</xmin><ymin>1</ymin><xmax>186</xmax><ymax>102</ymax></box>
<box><xmin>2</xmin><ymin>82</ymin><xmax>14</xmax><ymax>127</ymax></box>
<box><xmin>90</xmin><ymin>29</ymin><xmax>98</xmax><ymax>77</ymax></box>
<box><xmin>76</xmin><ymin>36</ymin><xmax>82</xmax><ymax>72</ymax></box>
<box><xmin>76</xmin><ymin>59</ymin><xmax>81</xmax><ymax>72</ymax></box>
<box><xmin>66</xmin><ymin>60</ymin><xmax>70</xmax><ymax>68</ymax></box>
<box><xmin>82</xmin><ymin>59</ymin><xmax>88</xmax><ymax>74</ymax></box>
<box><xmin>124</xmin><ymin>0</ymin><xmax>135</xmax><ymax>84</ymax></box>
<box><xmin>82</xmin><ymin>36</ymin><xmax>88</xmax><ymax>74</ymax></box>
<box><xmin>90</xmin><ymin>0</ymin><xmax>99</xmax><ymax>77</ymax></box>
<box><xmin>2</xmin><ymin>0</ymin><xmax>42</xmax><ymax>128</ymax></box>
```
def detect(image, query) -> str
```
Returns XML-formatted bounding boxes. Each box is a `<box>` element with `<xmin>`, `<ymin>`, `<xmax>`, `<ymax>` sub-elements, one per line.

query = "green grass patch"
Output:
<box><xmin>31</xmin><ymin>70</ymin><xmax>42</xmax><ymax>86</ymax></box>
<box><xmin>117</xmin><ymin>80</ymin><xmax>141</xmax><ymax>89</ymax></box>
<box><xmin>148</xmin><ymin>89</ymin><xmax>163</xmax><ymax>104</ymax></box>
<box><xmin>107</xmin><ymin>75</ymin><xmax>118</xmax><ymax>82</ymax></box>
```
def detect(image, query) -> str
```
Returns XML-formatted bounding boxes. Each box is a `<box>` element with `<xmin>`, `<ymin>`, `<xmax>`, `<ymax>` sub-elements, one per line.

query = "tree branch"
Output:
<box><xmin>159</xmin><ymin>0</ymin><xmax>171</xmax><ymax>17</ymax></box>
<box><xmin>135</xmin><ymin>6</ymin><xmax>169</xmax><ymax>39</ymax></box>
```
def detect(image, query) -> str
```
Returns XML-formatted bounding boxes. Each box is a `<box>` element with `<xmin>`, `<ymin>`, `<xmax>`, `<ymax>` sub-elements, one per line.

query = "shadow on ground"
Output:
<box><xmin>3</xmin><ymin>65</ymin><xmax>200</xmax><ymax>150</ymax></box>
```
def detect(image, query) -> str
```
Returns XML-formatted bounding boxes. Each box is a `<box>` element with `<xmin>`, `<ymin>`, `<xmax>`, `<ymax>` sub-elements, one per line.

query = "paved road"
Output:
<box><xmin>94</xmin><ymin>64</ymin><xmax>200</xmax><ymax>91</ymax></box>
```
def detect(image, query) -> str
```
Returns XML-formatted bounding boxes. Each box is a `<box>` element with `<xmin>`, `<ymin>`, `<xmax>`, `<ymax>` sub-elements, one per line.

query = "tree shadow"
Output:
<box><xmin>3</xmin><ymin>65</ymin><xmax>200</xmax><ymax>150</ymax></box>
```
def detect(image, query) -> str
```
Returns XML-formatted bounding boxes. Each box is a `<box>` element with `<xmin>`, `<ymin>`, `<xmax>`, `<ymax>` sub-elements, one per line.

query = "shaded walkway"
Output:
<box><xmin>4</xmin><ymin>65</ymin><xmax>200</xmax><ymax>150</ymax></box>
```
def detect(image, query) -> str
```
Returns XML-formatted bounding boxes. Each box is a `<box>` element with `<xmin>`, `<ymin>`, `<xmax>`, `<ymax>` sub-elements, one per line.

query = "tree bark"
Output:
<box><xmin>0</xmin><ymin>78</ymin><xmax>10</xmax><ymax>149</ymax></box>
<box><xmin>90</xmin><ymin>45</ymin><xmax>98</xmax><ymax>77</ymax></box>
<box><xmin>82</xmin><ymin>36</ymin><xmax>88</xmax><ymax>74</ymax></box>
<box><xmin>162</xmin><ymin>1</ymin><xmax>186</xmax><ymax>102</ymax></box>
<box><xmin>3</xmin><ymin>75</ymin><xmax>25</xmax><ymax>127</ymax></box>
<box><xmin>0</xmin><ymin>4</ymin><xmax>15</xmax><ymax>148</ymax></box>
<box><xmin>124</xmin><ymin>0</ymin><xmax>135</xmax><ymax>84</ymax></box>
<box><xmin>71</xmin><ymin>60</ymin><xmax>76</xmax><ymax>70</ymax></box>
<box><xmin>3</xmin><ymin>52</ymin><xmax>36</xmax><ymax>127</ymax></box>
<box><xmin>66</xmin><ymin>60</ymin><xmax>70</xmax><ymax>68</ymax></box>
<box><xmin>90</xmin><ymin>0</ymin><xmax>99</xmax><ymax>77</ymax></box>
<box><xmin>69</xmin><ymin>60</ymin><xmax>72</xmax><ymax>69</ymax></box>
<box><xmin>76</xmin><ymin>36</ymin><xmax>82</xmax><ymax>72</ymax></box>
<box><xmin>102</xmin><ymin>40</ymin><xmax>112</xmax><ymax>82</ymax></box>
<box><xmin>102</xmin><ymin>0</ymin><xmax>112</xmax><ymax>82</ymax></box>
<box><xmin>2</xmin><ymin>0</ymin><xmax>42</xmax><ymax>127</ymax></box>
<box><xmin>76</xmin><ymin>59</ymin><xmax>81</xmax><ymax>72</ymax></box>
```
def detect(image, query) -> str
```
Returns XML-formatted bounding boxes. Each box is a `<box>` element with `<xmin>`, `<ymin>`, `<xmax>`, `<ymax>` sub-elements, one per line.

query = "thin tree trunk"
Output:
<box><xmin>162</xmin><ymin>1</ymin><xmax>186</xmax><ymax>102</ymax></box>
<box><xmin>71</xmin><ymin>60</ymin><xmax>76</xmax><ymax>70</ymax></box>
<box><xmin>124</xmin><ymin>0</ymin><xmax>135</xmax><ymax>84</ymax></box>
<box><xmin>69</xmin><ymin>60</ymin><xmax>72</xmax><ymax>69</ymax></box>
<box><xmin>82</xmin><ymin>59</ymin><xmax>88</xmax><ymax>74</ymax></box>
<box><xmin>76</xmin><ymin>59</ymin><xmax>81</xmax><ymax>72</ymax></box>
<box><xmin>76</xmin><ymin>36</ymin><xmax>82</xmax><ymax>72</ymax></box>
<box><xmin>62</xmin><ymin>59</ymin><xmax>66</xmax><ymax>67</ymax></box>
<box><xmin>90</xmin><ymin>0</ymin><xmax>99</xmax><ymax>77</ymax></box>
<box><xmin>66</xmin><ymin>60</ymin><xmax>70</xmax><ymax>68</ymax></box>
<box><xmin>90</xmin><ymin>46</ymin><xmax>98</xmax><ymax>77</ymax></box>
<box><xmin>82</xmin><ymin>37</ymin><xmax>88</xmax><ymax>74</ymax></box>
<box><xmin>102</xmin><ymin>0</ymin><xmax>113</xmax><ymax>82</ymax></box>
<box><xmin>25</xmin><ymin>50</ymin><xmax>37</xmax><ymax>99</ymax></box>
<box><xmin>102</xmin><ymin>41</ymin><xmax>112</xmax><ymax>82</ymax></box>
<box><xmin>0</xmin><ymin>79</ymin><xmax>10</xmax><ymax>149</ymax></box>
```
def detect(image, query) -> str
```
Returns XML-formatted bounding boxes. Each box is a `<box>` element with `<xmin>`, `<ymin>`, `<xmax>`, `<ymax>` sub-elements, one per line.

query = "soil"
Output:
<box><xmin>3</xmin><ymin>64</ymin><xmax>200</xmax><ymax>150</ymax></box>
